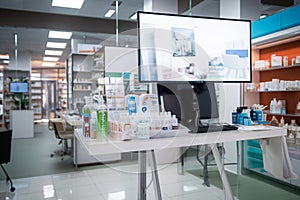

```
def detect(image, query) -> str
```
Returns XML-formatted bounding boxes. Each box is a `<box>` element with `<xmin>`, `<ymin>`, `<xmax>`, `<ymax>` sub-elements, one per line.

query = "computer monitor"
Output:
<box><xmin>9</xmin><ymin>82</ymin><xmax>29</xmax><ymax>93</ymax></box>
<box><xmin>157</xmin><ymin>81</ymin><xmax>219</xmax><ymax>130</ymax></box>
<box><xmin>138</xmin><ymin>11</ymin><xmax>252</xmax><ymax>82</ymax></box>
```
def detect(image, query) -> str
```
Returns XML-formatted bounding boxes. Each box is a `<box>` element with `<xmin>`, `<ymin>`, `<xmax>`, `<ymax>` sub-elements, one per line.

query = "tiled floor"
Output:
<box><xmin>0</xmin><ymin>163</ymin><xmax>227</xmax><ymax>200</ymax></box>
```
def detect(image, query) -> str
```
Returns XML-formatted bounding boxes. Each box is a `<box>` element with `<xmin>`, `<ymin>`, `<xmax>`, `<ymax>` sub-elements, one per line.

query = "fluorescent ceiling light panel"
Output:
<box><xmin>3</xmin><ymin>60</ymin><xmax>9</xmax><ymax>64</ymax></box>
<box><xmin>52</xmin><ymin>0</ymin><xmax>84</xmax><ymax>9</ymax></box>
<box><xmin>129</xmin><ymin>12</ymin><xmax>137</xmax><ymax>20</ymax></box>
<box><xmin>105</xmin><ymin>9</ymin><xmax>115</xmax><ymax>17</ymax></box>
<box><xmin>45</xmin><ymin>50</ymin><xmax>63</xmax><ymax>56</ymax></box>
<box><xmin>0</xmin><ymin>54</ymin><xmax>9</xmax><ymax>59</ymax></box>
<box><xmin>48</xmin><ymin>31</ymin><xmax>72</xmax><ymax>39</ymax></box>
<box><xmin>43</xmin><ymin>57</ymin><xmax>59</xmax><ymax>62</ymax></box>
<box><xmin>46</xmin><ymin>42</ymin><xmax>67</xmax><ymax>49</ymax></box>
<box><xmin>42</xmin><ymin>62</ymin><xmax>56</xmax><ymax>67</ymax></box>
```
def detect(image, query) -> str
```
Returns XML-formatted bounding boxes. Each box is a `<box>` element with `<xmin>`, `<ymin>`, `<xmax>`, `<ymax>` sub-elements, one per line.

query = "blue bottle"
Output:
<box><xmin>128</xmin><ymin>96</ymin><xmax>137</xmax><ymax>115</ymax></box>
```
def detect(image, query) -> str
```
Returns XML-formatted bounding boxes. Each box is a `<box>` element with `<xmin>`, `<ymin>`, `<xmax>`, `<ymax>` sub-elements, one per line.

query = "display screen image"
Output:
<box><xmin>138</xmin><ymin>11</ymin><xmax>252</xmax><ymax>82</ymax></box>
<box><xmin>9</xmin><ymin>82</ymin><xmax>29</xmax><ymax>93</ymax></box>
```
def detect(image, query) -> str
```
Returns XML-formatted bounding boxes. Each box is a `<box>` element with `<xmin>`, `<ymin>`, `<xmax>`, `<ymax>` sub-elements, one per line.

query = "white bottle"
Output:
<box><xmin>171</xmin><ymin>115</ymin><xmax>178</xmax><ymax>130</ymax></box>
<box><xmin>276</xmin><ymin>100</ymin><xmax>282</xmax><ymax>114</ymax></box>
<box><xmin>270</xmin><ymin>98</ymin><xmax>277</xmax><ymax>113</ymax></box>
<box><xmin>279</xmin><ymin>117</ymin><xmax>285</xmax><ymax>127</ymax></box>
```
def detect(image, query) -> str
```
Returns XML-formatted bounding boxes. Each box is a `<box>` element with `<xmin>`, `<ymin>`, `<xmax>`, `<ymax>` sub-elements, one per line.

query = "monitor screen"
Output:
<box><xmin>9</xmin><ymin>82</ymin><xmax>29</xmax><ymax>93</ymax></box>
<box><xmin>157</xmin><ymin>81</ymin><xmax>218</xmax><ymax>129</ymax></box>
<box><xmin>138</xmin><ymin>11</ymin><xmax>252</xmax><ymax>82</ymax></box>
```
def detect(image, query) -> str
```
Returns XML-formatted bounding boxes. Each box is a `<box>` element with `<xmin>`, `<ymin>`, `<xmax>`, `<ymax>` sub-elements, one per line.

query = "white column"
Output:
<box><xmin>8</xmin><ymin>51</ymin><xmax>31</xmax><ymax>71</ymax></box>
<box><xmin>219</xmin><ymin>0</ymin><xmax>242</xmax><ymax>174</ymax></box>
<box><xmin>144</xmin><ymin>0</ymin><xmax>178</xmax><ymax>14</ymax></box>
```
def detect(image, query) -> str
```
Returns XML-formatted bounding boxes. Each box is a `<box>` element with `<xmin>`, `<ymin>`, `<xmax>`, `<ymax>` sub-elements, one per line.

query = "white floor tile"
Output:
<box><xmin>161</xmin><ymin>180</ymin><xmax>209</xmax><ymax>198</ymax></box>
<box><xmin>13</xmin><ymin>191</ymin><xmax>56</xmax><ymax>200</ymax></box>
<box><xmin>169</xmin><ymin>190</ymin><xmax>223</xmax><ymax>200</ymax></box>
<box><xmin>53</xmin><ymin>176</ymin><xmax>94</xmax><ymax>189</ymax></box>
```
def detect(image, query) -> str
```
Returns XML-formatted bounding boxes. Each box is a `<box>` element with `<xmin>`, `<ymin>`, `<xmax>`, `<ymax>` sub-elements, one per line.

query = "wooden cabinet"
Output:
<box><xmin>245</xmin><ymin>40</ymin><xmax>300</xmax><ymax>124</ymax></box>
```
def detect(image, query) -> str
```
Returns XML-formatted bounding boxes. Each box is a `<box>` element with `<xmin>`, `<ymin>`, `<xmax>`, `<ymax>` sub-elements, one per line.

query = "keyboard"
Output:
<box><xmin>189</xmin><ymin>123</ymin><xmax>238</xmax><ymax>133</ymax></box>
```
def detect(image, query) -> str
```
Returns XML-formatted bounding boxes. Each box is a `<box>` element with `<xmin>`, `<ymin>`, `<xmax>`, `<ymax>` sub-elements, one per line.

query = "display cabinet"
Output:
<box><xmin>31</xmin><ymin>80</ymin><xmax>42</xmax><ymax>120</ymax></box>
<box><xmin>2</xmin><ymin>69</ymin><xmax>30</xmax><ymax>128</ymax></box>
<box><xmin>243</xmin><ymin>32</ymin><xmax>300</xmax><ymax>188</ymax></box>
<box><xmin>67</xmin><ymin>54</ymin><xmax>93</xmax><ymax>110</ymax></box>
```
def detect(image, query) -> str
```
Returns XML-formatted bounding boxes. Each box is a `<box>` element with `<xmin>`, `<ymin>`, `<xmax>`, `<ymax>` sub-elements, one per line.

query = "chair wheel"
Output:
<box><xmin>10</xmin><ymin>187</ymin><xmax>15</xmax><ymax>192</ymax></box>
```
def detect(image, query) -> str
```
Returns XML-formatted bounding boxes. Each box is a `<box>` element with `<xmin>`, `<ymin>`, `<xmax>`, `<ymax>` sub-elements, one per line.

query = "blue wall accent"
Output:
<box><xmin>252</xmin><ymin>13</ymin><xmax>281</xmax><ymax>39</ymax></box>
<box><xmin>281</xmin><ymin>5</ymin><xmax>300</xmax><ymax>29</ymax></box>
<box><xmin>252</xmin><ymin>5</ymin><xmax>300</xmax><ymax>39</ymax></box>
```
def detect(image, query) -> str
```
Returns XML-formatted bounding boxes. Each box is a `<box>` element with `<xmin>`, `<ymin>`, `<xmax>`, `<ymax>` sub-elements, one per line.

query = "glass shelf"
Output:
<box><xmin>254</xmin><ymin>64</ymin><xmax>300</xmax><ymax>72</ymax></box>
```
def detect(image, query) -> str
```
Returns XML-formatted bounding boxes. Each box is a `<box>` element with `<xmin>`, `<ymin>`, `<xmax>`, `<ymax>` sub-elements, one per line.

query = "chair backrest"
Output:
<box><xmin>0</xmin><ymin>129</ymin><xmax>12</xmax><ymax>164</ymax></box>
<box><xmin>51</xmin><ymin>120</ymin><xmax>66</xmax><ymax>140</ymax></box>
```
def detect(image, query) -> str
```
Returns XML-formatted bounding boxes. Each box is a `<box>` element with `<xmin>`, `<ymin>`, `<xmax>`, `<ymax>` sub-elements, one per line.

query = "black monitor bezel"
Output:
<box><xmin>137</xmin><ymin>11</ymin><xmax>252</xmax><ymax>83</ymax></box>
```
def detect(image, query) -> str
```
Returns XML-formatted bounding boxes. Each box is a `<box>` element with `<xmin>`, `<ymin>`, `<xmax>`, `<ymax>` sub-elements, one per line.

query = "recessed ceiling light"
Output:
<box><xmin>105</xmin><ymin>9</ymin><xmax>115</xmax><ymax>17</ymax></box>
<box><xmin>45</xmin><ymin>50</ymin><xmax>63</xmax><ymax>56</ymax></box>
<box><xmin>129</xmin><ymin>12</ymin><xmax>137</xmax><ymax>20</ymax></box>
<box><xmin>52</xmin><ymin>0</ymin><xmax>85</xmax><ymax>9</ymax></box>
<box><xmin>259</xmin><ymin>14</ymin><xmax>268</xmax><ymax>19</ymax></box>
<box><xmin>0</xmin><ymin>54</ymin><xmax>9</xmax><ymax>59</ymax></box>
<box><xmin>43</xmin><ymin>57</ymin><xmax>59</xmax><ymax>62</ymax></box>
<box><xmin>42</xmin><ymin>62</ymin><xmax>57</xmax><ymax>67</ymax></box>
<box><xmin>46</xmin><ymin>42</ymin><xmax>67</xmax><ymax>49</ymax></box>
<box><xmin>48</xmin><ymin>31</ymin><xmax>72</xmax><ymax>39</ymax></box>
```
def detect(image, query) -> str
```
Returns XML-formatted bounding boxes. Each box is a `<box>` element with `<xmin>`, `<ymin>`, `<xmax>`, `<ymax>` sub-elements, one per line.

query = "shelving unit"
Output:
<box><xmin>31</xmin><ymin>81</ymin><xmax>42</xmax><ymax>120</ymax></box>
<box><xmin>67</xmin><ymin>54</ymin><xmax>94</xmax><ymax>110</ymax></box>
<box><xmin>0</xmin><ymin>71</ymin><xmax>3</xmax><ymax>127</ymax></box>
<box><xmin>244</xmin><ymin>30</ymin><xmax>300</xmax><ymax>188</ymax></box>
<box><xmin>2</xmin><ymin>69</ymin><xmax>31</xmax><ymax>128</ymax></box>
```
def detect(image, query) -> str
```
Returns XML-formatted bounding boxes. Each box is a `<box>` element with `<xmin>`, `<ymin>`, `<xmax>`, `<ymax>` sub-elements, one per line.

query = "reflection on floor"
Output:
<box><xmin>1</xmin><ymin>123</ymin><xmax>300</xmax><ymax>199</ymax></box>
<box><xmin>1</xmin><ymin>162</ymin><xmax>300</xmax><ymax>200</ymax></box>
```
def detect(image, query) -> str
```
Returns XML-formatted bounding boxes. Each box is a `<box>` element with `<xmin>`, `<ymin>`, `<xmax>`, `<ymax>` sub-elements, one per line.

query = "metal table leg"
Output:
<box><xmin>210</xmin><ymin>144</ymin><xmax>234</xmax><ymax>200</ymax></box>
<box><xmin>138</xmin><ymin>151</ymin><xmax>147</xmax><ymax>200</ymax></box>
<box><xmin>149</xmin><ymin>150</ymin><xmax>162</xmax><ymax>200</ymax></box>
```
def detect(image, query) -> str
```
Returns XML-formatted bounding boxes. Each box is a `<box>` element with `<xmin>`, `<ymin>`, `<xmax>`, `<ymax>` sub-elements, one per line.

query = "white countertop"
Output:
<box><xmin>75</xmin><ymin>125</ymin><xmax>286</xmax><ymax>156</ymax></box>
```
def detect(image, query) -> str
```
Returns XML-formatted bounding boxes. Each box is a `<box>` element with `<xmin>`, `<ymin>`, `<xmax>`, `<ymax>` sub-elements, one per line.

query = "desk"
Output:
<box><xmin>74</xmin><ymin>126</ymin><xmax>286</xmax><ymax>200</ymax></box>
<box><xmin>58</xmin><ymin>113</ymin><xmax>121</xmax><ymax>166</ymax></box>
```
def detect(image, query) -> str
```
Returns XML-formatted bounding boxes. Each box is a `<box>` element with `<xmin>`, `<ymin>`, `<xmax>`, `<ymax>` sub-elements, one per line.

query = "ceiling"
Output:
<box><xmin>0</xmin><ymin>0</ymin><xmax>299</xmax><ymax>69</ymax></box>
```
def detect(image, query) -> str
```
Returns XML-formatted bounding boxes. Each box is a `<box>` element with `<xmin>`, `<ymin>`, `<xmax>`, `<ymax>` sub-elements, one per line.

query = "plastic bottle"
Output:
<box><xmin>232</xmin><ymin>110</ymin><xmax>238</xmax><ymax>124</ymax></box>
<box><xmin>96</xmin><ymin>96</ymin><xmax>108</xmax><ymax>140</ymax></box>
<box><xmin>82</xmin><ymin>96</ymin><xmax>93</xmax><ymax>137</ymax></box>
<box><xmin>290</xmin><ymin>120</ymin><xmax>298</xmax><ymax>140</ymax></box>
<box><xmin>90</xmin><ymin>111</ymin><xmax>97</xmax><ymax>139</ymax></box>
<box><xmin>270</xmin><ymin>98</ymin><xmax>277</xmax><ymax>113</ymax></box>
<box><xmin>128</xmin><ymin>96</ymin><xmax>137</xmax><ymax>115</ymax></box>
<box><xmin>279</xmin><ymin>117</ymin><xmax>285</xmax><ymax>127</ymax></box>
<box><xmin>171</xmin><ymin>115</ymin><xmax>178</xmax><ymax>130</ymax></box>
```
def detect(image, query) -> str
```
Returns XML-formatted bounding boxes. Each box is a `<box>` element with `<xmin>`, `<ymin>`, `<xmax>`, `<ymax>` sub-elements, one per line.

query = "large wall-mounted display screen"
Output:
<box><xmin>138</xmin><ymin>11</ymin><xmax>252</xmax><ymax>82</ymax></box>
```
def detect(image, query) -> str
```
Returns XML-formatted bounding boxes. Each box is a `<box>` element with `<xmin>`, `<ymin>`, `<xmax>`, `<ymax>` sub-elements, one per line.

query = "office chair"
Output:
<box><xmin>0</xmin><ymin>129</ymin><xmax>15</xmax><ymax>192</ymax></box>
<box><xmin>49</xmin><ymin>119</ymin><xmax>74</xmax><ymax>160</ymax></box>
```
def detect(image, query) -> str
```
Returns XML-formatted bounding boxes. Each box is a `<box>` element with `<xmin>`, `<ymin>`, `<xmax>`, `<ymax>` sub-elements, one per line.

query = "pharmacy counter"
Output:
<box><xmin>60</xmin><ymin>114</ymin><xmax>121</xmax><ymax>166</ymax></box>
<box><xmin>74</xmin><ymin>125</ymin><xmax>287</xmax><ymax>200</ymax></box>
<box><xmin>10</xmin><ymin>110</ymin><xmax>34</xmax><ymax>139</ymax></box>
